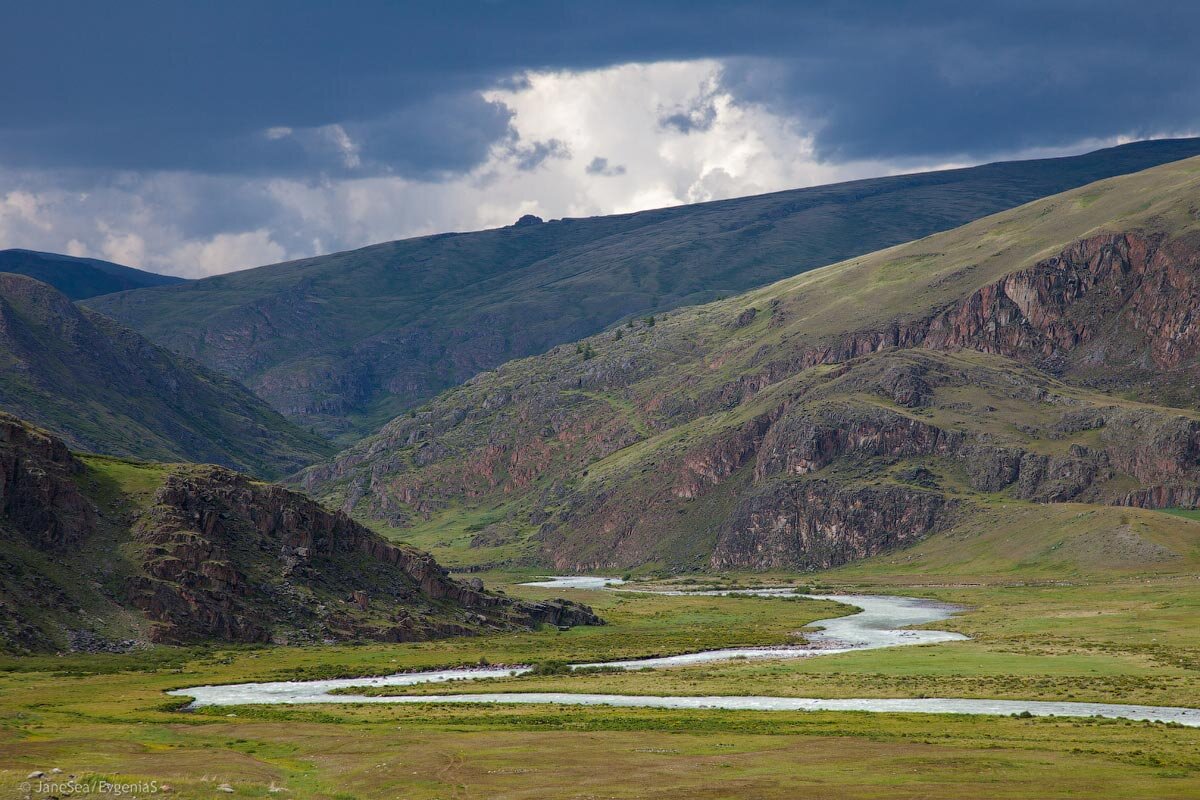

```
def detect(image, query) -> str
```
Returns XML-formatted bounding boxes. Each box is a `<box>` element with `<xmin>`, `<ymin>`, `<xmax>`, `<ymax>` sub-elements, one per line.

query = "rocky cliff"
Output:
<box><xmin>711</xmin><ymin>480</ymin><xmax>954</xmax><ymax>571</ymax></box>
<box><xmin>702</xmin><ymin>231</ymin><xmax>1200</xmax><ymax>412</ymax></box>
<box><xmin>0</xmin><ymin>413</ymin><xmax>95</xmax><ymax>549</ymax></box>
<box><xmin>0</xmin><ymin>414</ymin><xmax>598</xmax><ymax>652</ymax></box>
<box><xmin>129</xmin><ymin>466</ymin><xmax>598</xmax><ymax>644</ymax></box>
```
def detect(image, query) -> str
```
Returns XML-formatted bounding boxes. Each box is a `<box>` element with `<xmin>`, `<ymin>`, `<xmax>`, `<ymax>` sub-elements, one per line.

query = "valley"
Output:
<box><xmin>2</xmin><ymin>146</ymin><xmax>1200</xmax><ymax>799</ymax></box>
<box><xmin>5</xmin><ymin>8</ymin><xmax>1199</xmax><ymax>798</ymax></box>
<box><xmin>0</xmin><ymin>569</ymin><xmax>1197</xmax><ymax>798</ymax></box>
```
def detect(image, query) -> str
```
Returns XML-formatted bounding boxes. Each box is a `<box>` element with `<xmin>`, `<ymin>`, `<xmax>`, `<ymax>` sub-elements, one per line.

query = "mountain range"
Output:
<box><xmin>298</xmin><ymin>155</ymin><xmax>1200</xmax><ymax>572</ymax></box>
<box><xmin>86</xmin><ymin>137</ymin><xmax>1200</xmax><ymax>439</ymax></box>
<box><xmin>5</xmin><ymin>139</ymin><xmax>1200</xmax><ymax>648</ymax></box>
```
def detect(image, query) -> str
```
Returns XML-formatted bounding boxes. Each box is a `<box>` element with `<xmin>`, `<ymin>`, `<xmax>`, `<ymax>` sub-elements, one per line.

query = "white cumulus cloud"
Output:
<box><xmin>167</xmin><ymin>230</ymin><xmax>287</xmax><ymax>277</ymax></box>
<box><xmin>0</xmin><ymin>59</ymin><xmax>1168</xmax><ymax>277</ymax></box>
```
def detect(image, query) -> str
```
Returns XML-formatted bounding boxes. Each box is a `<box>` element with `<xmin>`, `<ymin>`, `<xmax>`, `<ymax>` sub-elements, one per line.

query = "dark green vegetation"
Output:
<box><xmin>0</xmin><ymin>412</ymin><xmax>597</xmax><ymax>653</ymax></box>
<box><xmin>87</xmin><ymin>137</ymin><xmax>1200</xmax><ymax>438</ymax></box>
<box><xmin>0</xmin><ymin>248</ymin><xmax>185</xmax><ymax>300</ymax></box>
<box><xmin>301</xmin><ymin>155</ymin><xmax>1200</xmax><ymax>573</ymax></box>
<box><xmin>0</xmin><ymin>273</ymin><xmax>329</xmax><ymax>477</ymax></box>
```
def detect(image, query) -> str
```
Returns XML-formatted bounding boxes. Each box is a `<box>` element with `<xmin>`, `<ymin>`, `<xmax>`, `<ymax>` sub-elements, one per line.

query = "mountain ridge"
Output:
<box><xmin>297</xmin><ymin>155</ymin><xmax>1200</xmax><ymax>572</ymax></box>
<box><xmin>0</xmin><ymin>273</ymin><xmax>330</xmax><ymax>478</ymax></box>
<box><xmin>87</xmin><ymin>137</ymin><xmax>1200</xmax><ymax>438</ymax></box>
<box><xmin>0</xmin><ymin>248</ymin><xmax>185</xmax><ymax>300</ymax></box>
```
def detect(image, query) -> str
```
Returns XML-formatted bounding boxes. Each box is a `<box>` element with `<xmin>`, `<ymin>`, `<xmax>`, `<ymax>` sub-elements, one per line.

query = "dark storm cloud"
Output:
<box><xmin>1</xmin><ymin>0</ymin><xmax>1197</xmax><ymax>177</ymax></box>
<box><xmin>659</xmin><ymin>92</ymin><xmax>720</xmax><ymax>134</ymax></box>
<box><xmin>585</xmin><ymin>157</ymin><xmax>626</xmax><ymax>177</ymax></box>
<box><xmin>509</xmin><ymin>139</ymin><xmax>571</xmax><ymax>172</ymax></box>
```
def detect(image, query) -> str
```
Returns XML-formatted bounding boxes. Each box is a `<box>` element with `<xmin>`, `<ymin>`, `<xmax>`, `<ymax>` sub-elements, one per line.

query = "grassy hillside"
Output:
<box><xmin>0</xmin><ymin>273</ymin><xmax>329</xmax><ymax>477</ymax></box>
<box><xmin>300</xmin><ymin>155</ymin><xmax>1200</xmax><ymax>572</ymax></box>
<box><xmin>87</xmin><ymin>137</ymin><xmax>1200</xmax><ymax>438</ymax></box>
<box><xmin>0</xmin><ymin>248</ymin><xmax>185</xmax><ymax>299</ymax></box>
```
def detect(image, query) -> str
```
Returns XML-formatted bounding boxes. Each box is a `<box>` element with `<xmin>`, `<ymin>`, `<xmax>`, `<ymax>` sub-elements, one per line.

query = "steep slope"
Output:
<box><xmin>88</xmin><ymin>138</ymin><xmax>1200</xmax><ymax>438</ymax></box>
<box><xmin>0</xmin><ymin>249</ymin><xmax>185</xmax><ymax>300</ymax></box>
<box><xmin>0</xmin><ymin>413</ymin><xmax>597</xmax><ymax>652</ymax></box>
<box><xmin>300</xmin><ymin>156</ymin><xmax>1200</xmax><ymax>572</ymax></box>
<box><xmin>0</xmin><ymin>274</ymin><xmax>330</xmax><ymax>477</ymax></box>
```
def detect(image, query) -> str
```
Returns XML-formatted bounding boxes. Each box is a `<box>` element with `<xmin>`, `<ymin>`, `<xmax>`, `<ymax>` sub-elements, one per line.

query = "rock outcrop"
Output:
<box><xmin>0</xmin><ymin>414</ymin><xmax>96</xmax><ymax>549</ymax></box>
<box><xmin>128</xmin><ymin>466</ymin><xmax>600</xmax><ymax>644</ymax></box>
<box><xmin>753</xmin><ymin>404</ymin><xmax>959</xmax><ymax>481</ymax></box>
<box><xmin>711</xmin><ymin>480</ymin><xmax>955</xmax><ymax>570</ymax></box>
<box><xmin>1117</xmin><ymin>486</ymin><xmax>1200</xmax><ymax>509</ymax></box>
<box><xmin>717</xmin><ymin>232</ymin><xmax>1200</xmax><ymax>410</ymax></box>
<box><xmin>299</xmin><ymin>161</ymin><xmax>1200</xmax><ymax>573</ymax></box>
<box><xmin>0</xmin><ymin>416</ymin><xmax>599</xmax><ymax>651</ymax></box>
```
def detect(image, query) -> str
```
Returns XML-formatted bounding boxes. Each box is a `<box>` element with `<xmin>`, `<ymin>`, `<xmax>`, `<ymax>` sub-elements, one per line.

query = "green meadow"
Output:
<box><xmin>1</xmin><ymin>562</ymin><xmax>1197</xmax><ymax>799</ymax></box>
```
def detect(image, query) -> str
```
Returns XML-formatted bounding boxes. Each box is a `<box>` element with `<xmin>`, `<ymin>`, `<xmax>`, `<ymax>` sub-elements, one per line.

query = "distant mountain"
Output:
<box><xmin>88</xmin><ymin>137</ymin><xmax>1200</xmax><ymax>439</ymax></box>
<box><xmin>0</xmin><ymin>248</ymin><xmax>185</xmax><ymax>300</ymax></box>
<box><xmin>299</xmin><ymin>156</ymin><xmax>1200</xmax><ymax>574</ymax></box>
<box><xmin>0</xmin><ymin>273</ymin><xmax>330</xmax><ymax>478</ymax></box>
<box><xmin>0</xmin><ymin>412</ymin><xmax>597</xmax><ymax>652</ymax></box>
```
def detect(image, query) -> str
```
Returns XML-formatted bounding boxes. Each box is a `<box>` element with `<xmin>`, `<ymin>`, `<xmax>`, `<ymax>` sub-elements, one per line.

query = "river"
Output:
<box><xmin>169</xmin><ymin>578</ymin><xmax>1200</xmax><ymax>727</ymax></box>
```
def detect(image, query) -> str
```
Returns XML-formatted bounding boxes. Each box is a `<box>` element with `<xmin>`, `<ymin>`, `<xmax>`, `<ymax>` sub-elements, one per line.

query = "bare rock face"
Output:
<box><xmin>128</xmin><ymin>466</ymin><xmax>600</xmax><ymax>644</ymax></box>
<box><xmin>0</xmin><ymin>414</ymin><xmax>95</xmax><ymax>548</ymax></box>
<box><xmin>1099</xmin><ymin>410</ymin><xmax>1200</xmax><ymax>485</ymax></box>
<box><xmin>711</xmin><ymin>480</ymin><xmax>955</xmax><ymax>570</ymax></box>
<box><xmin>673</xmin><ymin>413</ymin><xmax>776</xmax><ymax>499</ymax></box>
<box><xmin>0</xmin><ymin>415</ymin><xmax>599</xmax><ymax>651</ymax></box>
<box><xmin>1118</xmin><ymin>485</ymin><xmax>1200</xmax><ymax>509</ymax></box>
<box><xmin>754</xmin><ymin>404</ymin><xmax>960</xmax><ymax>481</ymax></box>
<box><xmin>958</xmin><ymin>444</ymin><xmax>1024</xmax><ymax>493</ymax></box>
<box><xmin>710</xmin><ymin>232</ymin><xmax>1200</xmax><ymax>411</ymax></box>
<box><xmin>1014</xmin><ymin>449</ymin><xmax>1110</xmax><ymax>503</ymax></box>
<box><xmin>914</xmin><ymin>232</ymin><xmax>1200</xmax><ymax>388</ymax></box>
<box><xmin>876</xmin><ymin>362</ymin><xmax>933</xmax><ymax>408</ymax></box>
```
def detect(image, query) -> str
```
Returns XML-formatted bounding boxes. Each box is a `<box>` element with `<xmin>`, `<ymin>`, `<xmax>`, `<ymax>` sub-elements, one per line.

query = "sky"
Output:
<box><xmin>0</xmin><ymin>1</ymin><xmax>1197</xmax><ymax>277</ymax></box>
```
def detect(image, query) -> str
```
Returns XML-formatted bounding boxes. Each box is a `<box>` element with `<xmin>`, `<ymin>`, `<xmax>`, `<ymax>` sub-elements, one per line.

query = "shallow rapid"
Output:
<box><xmin>170</xmin><ymin>578</ymin><xmax>1200</xmax><ymax>727</ymax></box>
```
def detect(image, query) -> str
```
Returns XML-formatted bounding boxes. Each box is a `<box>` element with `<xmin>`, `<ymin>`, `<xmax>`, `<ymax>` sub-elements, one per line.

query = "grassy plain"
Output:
<box><xmin>0</xmin><ymin>562</ymin><xmax>1197</xmax><ymax>798</ymax></box>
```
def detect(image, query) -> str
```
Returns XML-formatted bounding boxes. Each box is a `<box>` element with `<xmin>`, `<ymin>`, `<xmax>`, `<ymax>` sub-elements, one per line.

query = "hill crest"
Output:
<box><xmin>0</xmin><ymin>273</ymin><xmax>330</xmax><ymax>478</ymax></box>
<box><xmin>87</xmin><ymin>137</ymin><xmax>1200</xmax><ymax>438</ymax></box>
<box><xmin>0</xmin><ymin>248</ymin><xmax>185</xmax><ymax>300</ymax></box>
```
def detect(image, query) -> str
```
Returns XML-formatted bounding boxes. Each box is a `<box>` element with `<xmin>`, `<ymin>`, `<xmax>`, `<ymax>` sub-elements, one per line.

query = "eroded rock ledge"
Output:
<box><xmin>0</xmin><ymin>414</ymin><xmax>600</xmax><ymax>650</ymax></box>
<box><xmin>129</xmin><ymin>466</ymin><xmax>601</xmax><ymax>644</ymax></box>
<box><xmin>301</xmin><ymin>230</ymin><xmax>1200</xmax><ymax>572</ymax></box>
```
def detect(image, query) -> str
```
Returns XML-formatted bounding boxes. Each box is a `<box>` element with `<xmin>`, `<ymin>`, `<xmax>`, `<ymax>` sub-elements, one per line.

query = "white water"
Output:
<box><xmin>169</xmin><ymin>578</ymin><xmax>1200</xmax><ymax>726</ymax></box>
<box><xmin>520</xmin><ymin>575</ymin><xmax>626</xmax><ymax>590</ymax></box>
